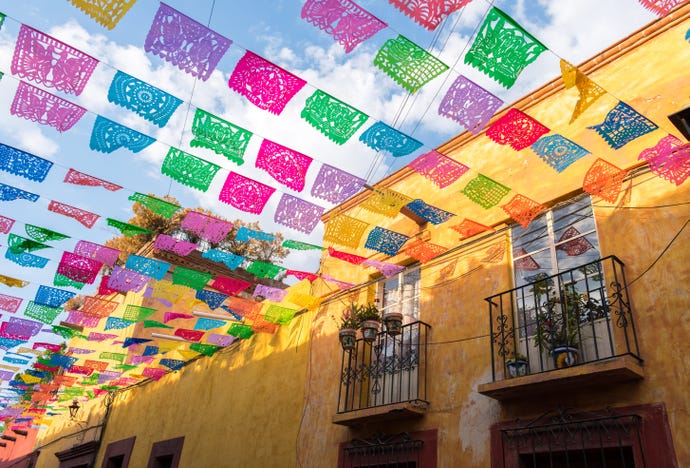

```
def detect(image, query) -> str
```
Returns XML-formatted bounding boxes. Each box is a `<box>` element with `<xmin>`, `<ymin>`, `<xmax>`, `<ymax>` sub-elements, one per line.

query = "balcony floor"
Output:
<box><xmin>478</xmin><ymin>354</ymin><xmax>644</xmax><ymax>401</ymax></box>
<box><xmin>332</xmin><ymin>400</ymin><xmax>429</xmax><ymax>427</ymax></box>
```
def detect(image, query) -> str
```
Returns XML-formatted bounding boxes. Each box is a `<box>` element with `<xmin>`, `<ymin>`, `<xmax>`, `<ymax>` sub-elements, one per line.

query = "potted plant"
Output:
<box><xmin>338</xmin><ymin>303</ymin><xmax>361</xmax><ymax>351</ymax></box>
<box><xmin>533</xmin><ymin>289</ymin><xmax>583</xmax><ymax>368</ymax></box>
<box><xmin>505</xmin><ymin>351</ymin><xmax>529</xmax><ymax>378</ymax></box>
<box><xmin>382</xmin><ymin>309</ymin><xmax>404</xmax><ymax>336</ymax></box>
<box><xmin>357</xmin><ymin>303</ymin><xmax>381</xmax><ymax>342</ymax></box>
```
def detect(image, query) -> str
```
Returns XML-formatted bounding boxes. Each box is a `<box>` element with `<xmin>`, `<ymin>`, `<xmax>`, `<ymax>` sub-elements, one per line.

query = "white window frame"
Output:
<box><xmin>377</xmin><ymin>264</ymin><xmax>421</xmax><ymax>323</ymax></box>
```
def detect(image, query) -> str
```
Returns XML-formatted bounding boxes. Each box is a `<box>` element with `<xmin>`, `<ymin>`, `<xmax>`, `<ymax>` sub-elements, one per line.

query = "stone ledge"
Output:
<box><xmin>478</xmin><ymin>354</ymin><xmax>644</xmax><ymax>401</ymax></box>
<box><xmin>332</xmin><ymin>400</ymin><xmax>429</xmax><ymax>427</ymax></box>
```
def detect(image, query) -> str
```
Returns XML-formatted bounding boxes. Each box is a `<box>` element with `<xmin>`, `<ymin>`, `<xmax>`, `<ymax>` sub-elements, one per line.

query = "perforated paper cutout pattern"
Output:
<box><xmin>364</xmin><ymin>227</ymin><xmax>409</xmax><ymax>256</ymax></box>
<box><xmin>74</xmin><ymin>240</ymin><xmax>120</xmax><ymax>266</ymax></box>
<box><xmin>0</xmin><ymin>183</ymin><xmax>39</xmax><ymax>203</ymax></box>
<box><xmin>387</xmin><ymin>0</ymin><xmax>473</xmax><ymax>30</ymax></box>
<box><xmin>464</xmin><ymin>7</ymin><xmax>546</xmax><ymax>88</ymax></box>
<box><xmin>559</xmin><ymin>60</ymin><xmax>606</xmax><ymax>123</ymax></box>
<box><xmin>0</xmin><ymin>143</ymin><xmax>53</xmax><ymax>182</ymax></box>
<box><xmin>408</xmin><ymin>150</ymin><xmax>469</xmax><ymax>188</ymax></box>
<box><xmin>361</xmin><ymin>187</ymin><xmax>413</xmax><ymax>217</ymax></box>
<box><xmin>128</xmin><ymin>193</ymin><xmax>180</xmax><ymax>218</ymax></box>
<box><xmin>486</xmin><ymin>108</ymin><xmax>550</xmax><ymax>151</ymax></box>
<box><xmin>405</xmin><ymin>199</ymin><xmax>455</xmax><ymax>225</ymax></box>
<box><xmin>0</xmin><ymin>215</ymin><xmax>15</xmax><ymax>234</ymax></box>
<box><xmin>461</xmin><ymin>174</ymin><xmax>510</xmax><ymax>209</ymax></box>
<box><xmin>190</xmin><ymin>109</ymin><xmax>251</xmax><ymax>164</ymax></box>
<box><xmin>311</xmin><ymin>163</ymin><xmax>365</xmax><ymax>204</ymax></box>
<box><xmin>11</xmin><ymin>81</ymin><xmax>86</xmax><ymax>132</ymax></box>
<box><xmin>25</xmin><ymin>224</ymin><xmax>69</xmax><ymax>242</ymax></box>
<box><xmin>301</xmin><ymin>0</ymin><xmax>387</xmax><ymax>53</ymax></box>
<box><xmin>180</xmin><ymin>211</ymin><xmax>233</xmax><ymax>244</ymax></box>
<box><xmin>63</xmin><ymin>168</ymin><xmax>122</xmax><ymax>191</ymax></box>
<box><xmin>145</xmin><ymin>2</ymin><xmax>232</xmax><ymax>81</ymax></box>
<box><xmin>124</xmin><ymin>255</ymin><xmax>170</xmax><ymax>280</ymax></box>
<box><xmin>154</xmin><ymin>234</ymin><xmax>198</xmax><ymax>256</ymax></box>
<box><xmin>530</xmin><ymin>134</ymin><xmax>590</xmax><ymax>173</ymax></box>
<box><xmin>405</xmin><ymin>240</ymin><xmax>447</xmax><ymax>263</ymax></box>
<box><xmin>587</xmin><ymin>101</ymin><xmax>658</xmax><ymax>149</ymax></box>
<box><xmin>438</xmin><ymin>75</ymin><xmax>503</xmax><ymax>134</ymax></box>
<box><xmin>90</xmin><ymin>116</ymin><xmax>155</xmax><ymax>154</ymax></box>
<box><xmin>582</xmin><ymin>158</ymin><xmax>627</xmax><ymax>203</ymax></box>
<box><xmin>373</xmin><ymin>35</ymin><xmax>449</xmax><ymax>93</ymax></box>
<box><xmin>274</xmin><ymin>193</ymin><xmax>324</xmax><ymax>234</ymax></box>
<box><xmin>301</xmin><ymin>90</ymin><xmax>368</xmax><ymax>144</ymax></box>
<box><xmin>219</xmin><ymin>172</ymin><xmax>276</xmax><ymax>214</ymax></box>
<box><xmin>107</xmin><ymin>71</ymin><xmax>182</xmax><ymax>127</ymax></box>
<box><xmin>56</xmin><ymin>252</ymin><xmax>101</xmax><ymax>284</ymax></box>
<box><xmin>12</xmin><ymin>25</ymin><xmax>98</xmax><ymax>95</ymax></box>
<box><xmin>4</xmin><ymin>253</ymin><xmax>41</xmax><ymax>273</ymax></box>
<box><xmin>450</xmin><ymin>218</ymin><xmax>494</xmax><ymax>239</ymax></box>
<box><xmin>362</xmin><ymin>259</ymin><xmax>405</xmax><ymax>278</ymax></box>
<box><xmin>637</xmin><ymin>0</ymin><xmax>686</xmax><ymax>15</ymax></box>
<box><xmin>107</xmin><ymin>266</ymin><xmax>150</xmax><ymax>293</ymax></box>
<box><xmin>48</xmin><ymin>201</ymin><xmax>100</xmax><ymax>228</ymax></box>
<box><xmin>68</xmin><ymin>0</ymin><xmax>136</xmax><ymax>30</ymax></box>
<box><xmin>161</xmin><ymin>147</ymin><xmax>220</xmax><ymax>192</ymax></box>
<box><xmin>638</xmin><ymin>134</ymin><xmax>690</xmax><ymax>186</ymax></box>
<box><xmin>501</xmin><ymin>194</ymin><xmax>547</xmax><ymax>228</ymax></box>
<box><xmin>202</xmin><ymin>249</ymin><xmax>245</xmax><ymax>270</ymax></box>
<box><xmin>359</xmin><ymin>121</ymin><xmax>423</xmax><ymax>157</ymax></box>
<box><xmin>323</xmin><ymin>215</ymin><xmax>369</xmax><ymax>248</ymax></box>
<box><xmin>255</xmin><ymin>139</ymin><xmax>313</xmax><ymax>192</ymax></box>
<box><xmin>228</xmin><ymin>51</ymin><xmax>306</xmax><ymax>115</ymax></box>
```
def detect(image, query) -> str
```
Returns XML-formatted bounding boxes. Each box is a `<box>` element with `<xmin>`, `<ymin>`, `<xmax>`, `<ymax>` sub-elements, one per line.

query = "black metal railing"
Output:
<box><xmin>342</xmin><ymin>433</ymin><xmax>424</xmax><ymax>467</ymax></box>
<box><xmin>337</xmin><ymin>321</ymin><xmax>430</xmax><ymax>414</ymax></box>
<box><xmin>500</xmin><ymin>408</ymin><xmax>644</xmax><ymax>467</ymax></box>
<box><xmin>486</xmin><ymin>256</ymin><xmax>641</xmax><ymax>382</ymax></box>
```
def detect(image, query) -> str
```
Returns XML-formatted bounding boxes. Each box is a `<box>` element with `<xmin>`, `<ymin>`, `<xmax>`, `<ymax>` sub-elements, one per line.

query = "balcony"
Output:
<box><xmin>479</xmin><ymin>256</ymin><xmax>644</xmax><ymax>401</ymax></box>
<box><xmin>333</xmin><ymin>321</ymin><xmax>430</xmax><ymax>426</ymax></box>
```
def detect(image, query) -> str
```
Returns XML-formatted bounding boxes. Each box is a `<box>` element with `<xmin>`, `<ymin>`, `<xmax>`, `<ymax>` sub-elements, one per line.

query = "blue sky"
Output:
<box><xmin>0</xmin><ymin>1</ymin><xmax>657</xmax><ymax>317</ymax></box>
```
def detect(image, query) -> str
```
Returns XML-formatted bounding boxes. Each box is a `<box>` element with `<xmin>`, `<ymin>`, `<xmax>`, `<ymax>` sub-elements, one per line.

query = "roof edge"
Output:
<box><xmin>321</xmin><ymin>3</ymin><xmax>689</xmax><ymax>222</ymax></box>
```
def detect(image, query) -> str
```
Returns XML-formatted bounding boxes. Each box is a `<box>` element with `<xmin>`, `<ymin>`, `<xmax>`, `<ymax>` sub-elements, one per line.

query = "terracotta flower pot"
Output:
<box><xmin>339</xmin><ymin>328</ymin><xmax>357</xmax><ymax>351</ymax></box>
<box><xmin>360</xmin><ymin>320</ymin><xmax>380</xmax><ymax>342</ymax></box>
<box><xmin>383</xmin><ymin>312</ymin><xmax>403</xmax><ymax>336</ymax></box>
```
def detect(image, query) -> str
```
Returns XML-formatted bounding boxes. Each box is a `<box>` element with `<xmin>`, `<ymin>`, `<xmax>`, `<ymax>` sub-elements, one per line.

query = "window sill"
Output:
<box><xmin>478</xmin><ymin>354</ymin><xmax>644</xmax><ymax>401</ymax></box>
<box><xmin>332</xmin><ymin>400</ymin><xmax>429</xmax><ymax>427</ymax></box>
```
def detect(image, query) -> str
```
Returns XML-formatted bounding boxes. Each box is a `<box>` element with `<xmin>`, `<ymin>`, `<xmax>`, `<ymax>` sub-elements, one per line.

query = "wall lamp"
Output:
<box><xmin>68</xmin><ymin>399</ymin><xmax>81</xmax><ymax>420</ymax></box>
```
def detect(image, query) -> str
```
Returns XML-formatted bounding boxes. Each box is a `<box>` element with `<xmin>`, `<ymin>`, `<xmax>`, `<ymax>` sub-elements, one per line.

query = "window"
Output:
<box><xmin>510</xmin><ymin>196</ymin><xmax>614</xmax><ymax>370</ymax></box>
<box><xmin>101</xmin><ymin>437</ymin><xmax>135</xmax><ymax>468</ymax></box>
<box><xmin>338</xmin><ymin>430</ymin><xmax>437</xmax><ymax>468</ymax></box>
<box><xmin>492</xmin><ymin>404</ymin><xmax>678</xmax><ymax>467</ymax></box>
<box><xmin>147</xmin><ymin>437</ymin><xmax>184</xmax><ymax>468</ymax></box>
<box><xmin>378</xmin><ymin>265</ymin><xmax>421</xmax><ymax>323</ymax></box>
<box><xmin>512</xmin><ymin>196</ymin><xmax>601</xmax><ymax>290</ymax></box>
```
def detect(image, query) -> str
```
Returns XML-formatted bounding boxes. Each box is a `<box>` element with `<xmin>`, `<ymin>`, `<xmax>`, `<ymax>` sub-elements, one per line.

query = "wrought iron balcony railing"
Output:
<box><xmin>337</xmin><ymin>321</ymin><xmax>430</xmax><ymax>415</ymax></box>
<box><xmin>485</xmin><ymin>256</ymin><xmax>641</xmax><ymax>382</ymax></box>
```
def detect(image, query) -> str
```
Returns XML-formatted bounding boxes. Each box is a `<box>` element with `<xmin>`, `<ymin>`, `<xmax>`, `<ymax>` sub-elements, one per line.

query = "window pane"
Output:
<box><xmin>381</xmin><ymin>267</ymin><xmax>420</xmax><ymax>322</ymax></box>
<box><xmin>512</xmin><ymin>215</ymin><xmax>549</xmax><ymax>257</ymax></box>
<box><xmin>553</xmin><ymin>197</ymin><xmax>596</xmax><ymax>241</ymax></box>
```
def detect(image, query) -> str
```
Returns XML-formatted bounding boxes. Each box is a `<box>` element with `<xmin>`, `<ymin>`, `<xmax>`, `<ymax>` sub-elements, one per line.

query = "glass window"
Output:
<box><xmin>512</xmin><ymin>196</ymin><xmax>600</xmax><ymax>287</ymax></box>
<box><xmin>378</xmin><ymin>266</ymin><xmax>420</xmax><ymax>323</ymax></box>
<box><xmin>511</xmin><ymin>196</ymin><xmax>603</xmax><ymax>335</ymax></box>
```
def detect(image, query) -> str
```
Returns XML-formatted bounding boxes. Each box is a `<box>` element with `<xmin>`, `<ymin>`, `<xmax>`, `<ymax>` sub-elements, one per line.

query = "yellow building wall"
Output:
<box><xmin>299</xmin><ymin>8</ymin><xmax>690</xmax><ymax>468</ymax></box>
